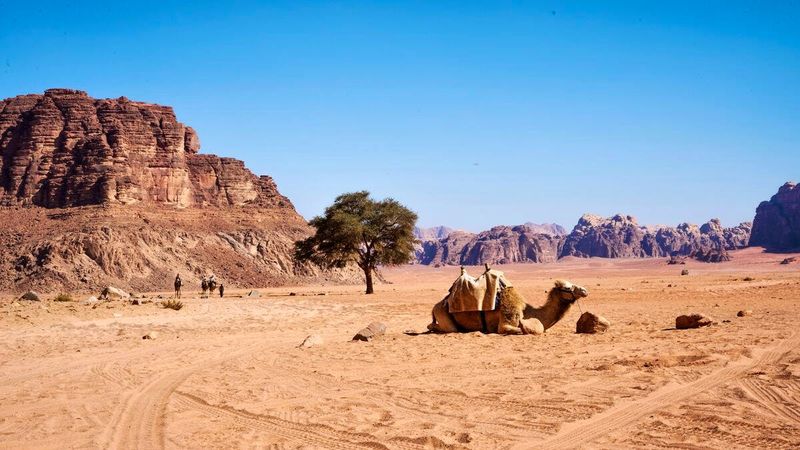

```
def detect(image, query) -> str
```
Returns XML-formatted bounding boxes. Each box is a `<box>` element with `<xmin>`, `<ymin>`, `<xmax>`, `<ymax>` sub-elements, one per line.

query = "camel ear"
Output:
<box><xmin>554</xmin><ymin>279</ymin><xmax>567</xmax><ymax>288</ymax></box>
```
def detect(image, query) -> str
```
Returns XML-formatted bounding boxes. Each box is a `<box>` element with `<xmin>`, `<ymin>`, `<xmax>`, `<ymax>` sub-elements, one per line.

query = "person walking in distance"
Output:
<box><xmin>219</xmin><ymin>283</ymin><xmax>225</xmax><ymax>298</ymax></box>
<box><xmin>174</xmin><ymin>274</ymin><xmax>182</xmax><ymax>299</ymax></box>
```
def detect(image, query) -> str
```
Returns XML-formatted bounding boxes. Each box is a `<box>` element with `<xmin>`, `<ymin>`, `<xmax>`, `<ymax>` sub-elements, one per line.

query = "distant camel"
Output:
<box><xmin>428</xmin><ymin>280</ymin><xmax>588</xmax><ymax>334</ymax></box>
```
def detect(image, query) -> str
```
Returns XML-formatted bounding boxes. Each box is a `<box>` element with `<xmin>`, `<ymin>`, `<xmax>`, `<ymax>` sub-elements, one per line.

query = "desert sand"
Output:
<box><xmin>1</xmin><ymin>247</ymin><xmax>799</xmax><ymax>449</ymax></box>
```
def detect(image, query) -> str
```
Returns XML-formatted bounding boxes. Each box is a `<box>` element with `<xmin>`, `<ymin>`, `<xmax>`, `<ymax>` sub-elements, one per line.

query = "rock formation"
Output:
<box><xmin>559</xmin><ymin>214</ymin><xmax>750</xmax><ymax>261</ymax></box>
<box><xmin>0</xmin><ymin>89</ymin><xmax>287</xmax><ymax>209</ymax></box>
<box><xmin>416</xmin><ymin>225</ymin><xmax>563</xmax><ymax>266</ymax></box>
<box><xmin>750</xmin><ymin>182</ymin><xmax>800</xmax><ymax>251</ymax></box>
<box><xmin>414</xmin><ymin>214</ymin><xmax>751</xmax><ymax>266</ymax></box>
<box><xmin>0</xmin><ymin>89</ymin><xmax>358</xmax><ymax>292</ymax></box>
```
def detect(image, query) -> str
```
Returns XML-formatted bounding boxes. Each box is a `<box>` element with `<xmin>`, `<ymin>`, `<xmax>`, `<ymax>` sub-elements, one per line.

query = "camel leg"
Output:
<box><xmin>428</xmin><ymin>300</ymin><xmax>459</xmax><ymax>333</ymax></box>
<box><xmin>498</xmin><ymin>302</ymin><xmax>524</xmax><ymax>335</ymax></box>
<box><xmin>520</xmin><ymin>318</ymin><xmax>544</xmax><ymax>335</ymax></box>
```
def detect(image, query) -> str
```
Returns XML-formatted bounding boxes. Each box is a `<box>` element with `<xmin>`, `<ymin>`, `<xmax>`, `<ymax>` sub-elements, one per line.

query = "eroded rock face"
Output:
<box><xmin>559</xmin><ymin>214</ymin><xmax>750</xmax><ymax>261</ymax></box>
<box><xmin>0</xmin><ymin>89</ymin><xmax>359</xmax><ymax>292</ymax></box>
<box><xmin>561</xmin><ymin>214</ymin><xmax>653</xmax><ymax>258</ymax></box>
<box><xmin>416</xmin><ymin>225</ymin><xmax>564</xmax><ymax>266</ymax></box>
<box><xmin>751</xmin><ymin>182</ymin><xmax>800</xmax><ymax>251</ymax></box>
<box><xmin>0</xmin><ymin>89</ymin><xmax>290</xmax><ymax>209</ymax></box>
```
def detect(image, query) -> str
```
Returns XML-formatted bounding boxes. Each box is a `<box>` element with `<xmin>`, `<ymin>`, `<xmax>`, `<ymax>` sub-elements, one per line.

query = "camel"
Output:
<box><xmin>427</xmin><ymin>279</ymin><xmax>589</xmax><ymax>335</ymax></box>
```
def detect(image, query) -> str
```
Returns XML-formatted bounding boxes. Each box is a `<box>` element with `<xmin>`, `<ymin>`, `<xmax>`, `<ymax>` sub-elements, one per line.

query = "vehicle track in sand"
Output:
<box><xmin>96</xmin><ymin>342</ymin><xmax>262</xmax><ymax>450</ymax></box>
<box><xmin>512</xmin><ymin>332</ymin><xmax>800</xmax><ymax>450</ymax></box>
<box><xmin>173</xmin><ymin>392</ymin><xmax>411</xmax><ymax>450</ymax></box>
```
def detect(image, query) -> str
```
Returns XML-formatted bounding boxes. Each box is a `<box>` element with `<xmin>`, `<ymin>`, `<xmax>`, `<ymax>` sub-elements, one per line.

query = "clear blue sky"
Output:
<box><xmin>2</xmin><ymin>1</ymin><xmax>798</xmax><ymax>231</ymax></box>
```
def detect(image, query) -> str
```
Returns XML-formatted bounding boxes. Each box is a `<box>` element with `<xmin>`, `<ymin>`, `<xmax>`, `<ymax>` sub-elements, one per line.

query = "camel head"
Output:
<box><xmin>552</xmin><ymin>280</ymin><xmax>588</xmax><ymax>304</ymax></box>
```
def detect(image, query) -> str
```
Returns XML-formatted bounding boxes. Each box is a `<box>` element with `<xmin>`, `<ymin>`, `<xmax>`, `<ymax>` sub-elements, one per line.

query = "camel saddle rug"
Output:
<box><xmin>446</xmin><ymin>268</ymin><xmax>512</xmax><ymax>313</ymax></box>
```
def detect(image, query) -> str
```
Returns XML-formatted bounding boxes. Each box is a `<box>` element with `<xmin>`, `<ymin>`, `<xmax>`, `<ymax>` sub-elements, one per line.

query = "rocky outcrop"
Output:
<box><xmin>460</xmin><ymin>226</ymin><xmax>563</xmax><ymax>264</ymax></box>
<box><xmin>559</xmin><ymin>214</ymin><xmax>751</xmax><ymax>261</ymax></box>
<box><xmin>0</xmin><ymin>89</ymin><xmax>359</xmax><ymax>292</ymax></box>
<box><xmin>414</xmin><ymin>214</ymin><xmax>751</xmax><ymax>266</ymax></box>
<box><xmin>416</xmin><ymin>231</ymin><xmax>477</xmax><ymax>266</ymax></box>
<box><xmin>0</xmin><ymin>89</ymin><xmax>289</xmax><ymax>208</ymax></box>
<box><xmin>750</xmin><ymin>182</ymin><xmax>800</xmax><ymax>251</ymax></box>
<box><xmin>416</xmin><ymin>225</ymin><xmax>563</xmax><ymax>266</ymax></box>
<box><xmin>561</xmin><ymin>214</ymin><xmax>654</xmax><ymax>258</ymax></box>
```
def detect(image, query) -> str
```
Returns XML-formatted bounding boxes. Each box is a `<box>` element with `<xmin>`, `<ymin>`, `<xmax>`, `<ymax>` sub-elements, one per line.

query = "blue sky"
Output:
<box><xmin>2</xmin><ymin>1</ymin><xmax>798</xmax><ymax>231</ymax></box>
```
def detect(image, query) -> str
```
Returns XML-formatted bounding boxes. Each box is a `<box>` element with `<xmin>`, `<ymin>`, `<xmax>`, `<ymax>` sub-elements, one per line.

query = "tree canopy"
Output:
<box><xmin>295</xmin><ymin>191</ymin><xmax>417</xmax><ymax>294</ymax></box>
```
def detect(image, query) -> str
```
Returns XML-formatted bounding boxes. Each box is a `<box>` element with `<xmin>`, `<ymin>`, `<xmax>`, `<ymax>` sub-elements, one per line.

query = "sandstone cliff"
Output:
<box><xmin>414</xmin><ymin>215</ymin><xmax>751</xmax><ymax>266</ymax></box>
<box><xmin>0</xmin><ymin>89</ymin><xmax>287</xmax><ymax>208</ymax></box>
<box><xmin>750</xmin><ymin>182</ymin><xmax>800</xmax><ymax>251</ymax></box>
<box><xmin>560</xmin><ymin>214</ymin><xmax>750</xmax><ymax>260</ymax></box>
<box><xmin>0</xmin><ymin>89</ymin><xmax>356</xmax><ymax>292</ymax></box>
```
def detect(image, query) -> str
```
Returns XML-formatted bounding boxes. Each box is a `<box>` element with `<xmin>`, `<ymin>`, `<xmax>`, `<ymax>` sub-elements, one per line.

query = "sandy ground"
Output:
<box><xmin>1</xmin><ymin>247</ymin><xmax>799</xmax><ymax>449</ymax></box>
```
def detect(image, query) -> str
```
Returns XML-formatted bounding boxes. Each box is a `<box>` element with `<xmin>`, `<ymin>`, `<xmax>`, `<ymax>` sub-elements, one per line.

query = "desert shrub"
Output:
<box><xmin>162</xmin><ymin>299</ymin><xmax>184</xmax><ymax>311</ymax></box>
<box><xmin>54</xmin><ymin>293</ymin><xmax>73</xmax><ymax>302</ymax></box>
<box><xmin>743</xmin><ymin>276</ymin><xmax>755</xmax><ymax>282</ymax></box>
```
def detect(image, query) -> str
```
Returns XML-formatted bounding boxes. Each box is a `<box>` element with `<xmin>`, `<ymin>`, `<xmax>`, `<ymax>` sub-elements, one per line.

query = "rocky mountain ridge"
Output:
<box><xmin>416</xmin><ymin>215</ymin><xmax>752</xmax><ymax>266</ymax></box>
<box><xmin>0</xmin><ymin>89</ymin><xmax>356</xmax><ymax>292</ymax></box>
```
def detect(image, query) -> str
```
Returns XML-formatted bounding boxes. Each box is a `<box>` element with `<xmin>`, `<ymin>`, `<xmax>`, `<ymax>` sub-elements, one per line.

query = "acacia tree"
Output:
<box><xmin>295</xmin><ymin>191</ymin><xmax>417</xmax><ymax>294</ymax></box>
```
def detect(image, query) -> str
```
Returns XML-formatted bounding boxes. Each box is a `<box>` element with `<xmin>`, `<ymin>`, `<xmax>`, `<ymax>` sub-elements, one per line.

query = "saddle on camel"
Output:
<box><xmin>427</xmin><ymin>264</ymin><xmax>589</xmax><ymax>335</ymax></box>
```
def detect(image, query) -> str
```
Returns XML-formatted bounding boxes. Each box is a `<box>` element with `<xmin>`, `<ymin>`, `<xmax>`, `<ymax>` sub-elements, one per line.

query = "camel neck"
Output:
<box><xmin>523</xmin><ymin>291</ymin><xmax>572</xmax><ymax>330</ymax></box>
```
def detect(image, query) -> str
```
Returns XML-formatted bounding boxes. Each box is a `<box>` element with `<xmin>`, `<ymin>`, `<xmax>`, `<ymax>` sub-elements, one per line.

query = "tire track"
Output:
<box><xmin>739</xmin><ymin>378</ymin><xmax>800</xmax><ymax>424</ymax></box>
<box><xmin>512</xmin><ymin>332</ymin><xmax>800</xmax><ymax>450</ymax></box>
<box><xmin>173</xmin><ymin>392</ymin><xmax>406</xmax><ymax>450</ymax></box>
<box><xmin>96</xmin><ymin>342</ymin><xmax>261</xmax><ymax>450</ymax></box>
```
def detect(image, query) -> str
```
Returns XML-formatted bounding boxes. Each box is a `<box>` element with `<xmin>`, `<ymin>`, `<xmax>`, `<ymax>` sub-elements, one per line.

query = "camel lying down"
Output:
<box><xmin>428</xmin><ymin>280</ymin><xmax>589</xmax><ymax>335</ymax></box>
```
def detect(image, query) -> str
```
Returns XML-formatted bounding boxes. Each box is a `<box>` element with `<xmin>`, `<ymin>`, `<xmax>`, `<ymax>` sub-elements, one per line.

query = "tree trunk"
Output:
<box><xmin>364</xmin><ymin>266</ymin><xmax>374</xmax><ymax>294</ymax></box>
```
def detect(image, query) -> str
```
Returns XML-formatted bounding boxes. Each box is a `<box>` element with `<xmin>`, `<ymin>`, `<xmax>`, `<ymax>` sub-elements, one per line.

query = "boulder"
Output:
<box><xmin>676</xmin><ymin>313</ymin><xmax>714</xmax><ymax>329</ymax></box>
<box><xmin>737</xmin><ymin>310</ymin><xmax>753</xmax><ymax>317</ymax></box>
<box><xmin>298</xmin><ymin>334</ymin><xmax>323</xmax><ymax>348</ymax></box>
<box><xmin>19</xmin><ymin>291</ymin><xmax>41</xmax><ymax>301</ymax></box>
<box><xmin>100</xmin><ymin>286</ymin><xmax>130</xmax><ymax>300</ymax></box>
<box><xmin>681</xmin><ymin>269</ymin><xmax>689</xmax><ymax>276</ymax></box>
<box><xmin>353</xmin><ymin>322</ymin><xmax>387</xmax><ymax>342</ymax></box>
<box><xmin>576</xmin><ymin>312</ymin><xmax>611</xmax><ymax>334</ymax></box>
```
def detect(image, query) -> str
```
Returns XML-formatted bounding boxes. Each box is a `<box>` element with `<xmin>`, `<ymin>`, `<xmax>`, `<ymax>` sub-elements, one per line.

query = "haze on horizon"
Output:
<box><xmin>1</xmin><ymin>1</ymin><xmax>798</xmax><ymax>231</ymax></box>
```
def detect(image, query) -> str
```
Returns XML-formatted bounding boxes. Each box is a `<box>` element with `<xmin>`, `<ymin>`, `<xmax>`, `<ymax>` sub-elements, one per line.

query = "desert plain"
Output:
<box><xmin>1</xmin><ymin>247</ymin><xmax>799</xmax><ymax>449</ymax></box>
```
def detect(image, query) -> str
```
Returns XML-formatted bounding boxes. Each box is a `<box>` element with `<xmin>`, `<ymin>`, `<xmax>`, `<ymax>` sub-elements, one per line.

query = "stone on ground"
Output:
<box><xmin>737</xmin><ymin>310</ymin><xmax>753</xmax><ymax>317</ymax></box>
<box><xmin>247</xmin><ymin>290</ymin><xmax>261</xmax><ymax>298</ymax></box>
<box><xmin>19</xmin><ymin>291</ymin><xmax>41</xmax><ymax>301</ymax></box>
<box><xmin>299</xmin><ymin>334</ymin><xmax>323</xmax><ymax>348</ymax></box>
<box><xmin>576</xmin><ymin>312</ymin><xmax>611</xmax><ymax>334</ymax></box>
<box><xmin>100</xmin><ymin>286</ymin><xmax>130</xmax><ymax>300</ymax></box>
<box><xmin>676</xmin><ymin>313</ymin><xmax>713</xmax><ymax>329</ymax></box>
<box><xmin>353</xmin><ymin>322</ymin><xmax>387</xmax><ymax>341</ymax></box>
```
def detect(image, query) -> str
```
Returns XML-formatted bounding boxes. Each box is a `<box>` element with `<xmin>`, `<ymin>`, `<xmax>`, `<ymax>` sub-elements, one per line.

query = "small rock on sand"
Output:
<box><xmin>737</xmin><ymin>310</ymin><xmax>753</xmax><ymax>317</ymax></box>
<box><xmin>353</xmin><ymin>322</ymin><xmax>387</xmax><ymax>342</ymax></box>
<box><xmin>100</xmin><ymin>286</ymin><xmax>130</xmax><ymax>300</ymax></box>
<box><xmin>19</xmin><ymin>291</ymin><xmax>41</xmax><ymax>301</ymax></box>
<box><xmin>83</xmin><ymin>296</ymin><xmax>99</xmax><ymax>305</ymax></box>
<box><xmin>247</xmin><ymin>290</ymin><xmax>261</xmax><ymax>298</ymax></box>
<box><xmin>576</xmin><ymin>312</ymin><xmax>611</xmax><ymax>334</ymax></box>
<box><xmin>142</xmin><ymin>331</ymin><xmax>159</xmax><ymax>340</ymax></box>
<box><xmin>676</xmin><ymin>313</ymin><xmax>713</xmax><ymax>329</ymax></box>
<box><xmin>299</xmin><ymin>334</ymin><xmax>323</xmax><ymax>348</ymax></box>
<box><xmin>681</xmin><ymin>269</ymin><xmax>689</xmax><ymax>276</ymax></box>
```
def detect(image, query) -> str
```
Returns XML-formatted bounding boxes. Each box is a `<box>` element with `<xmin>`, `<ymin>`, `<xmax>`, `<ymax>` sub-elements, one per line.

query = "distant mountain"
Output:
<box><xmin>523</xmin><ymin>222</ymin><xmax>567</xmax><ymax>236</ymax></box>
<box><xmin>413</xmin><ymin>226</ymin><xmax>454</xmax><ymax>241</ymax></box>
<box><xmin>414</xmin><ymin>215</ymin><xmax>751</xmax><ymax>266</ymax></box>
